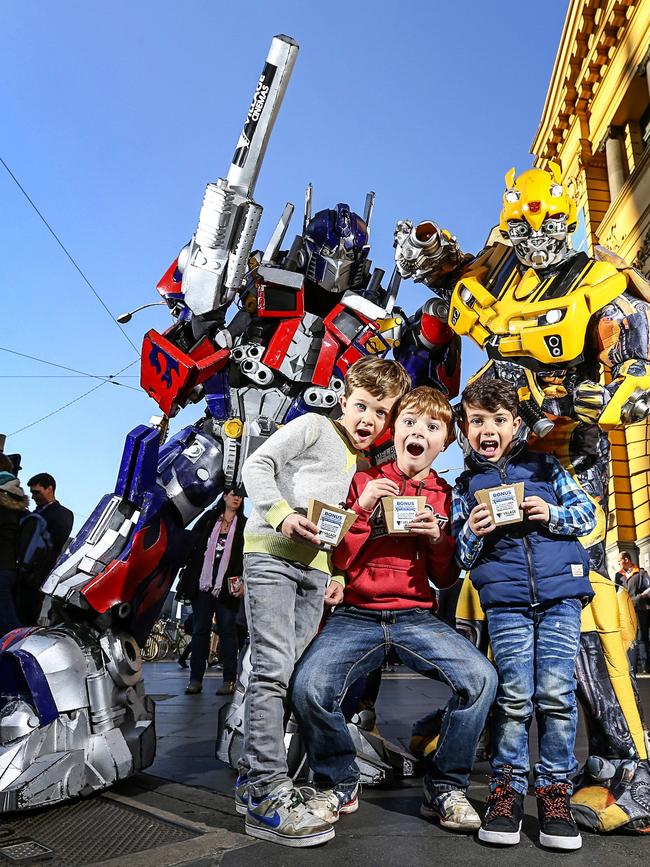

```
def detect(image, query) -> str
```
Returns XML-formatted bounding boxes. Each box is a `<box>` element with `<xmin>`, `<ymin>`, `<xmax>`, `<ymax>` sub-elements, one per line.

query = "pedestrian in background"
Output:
<box><xmin>176</xmin><ymin>490</ymin><xmax>246</xmax><ymax>696</ymax></box>
<box><xmin>28</xmin><ymin>472</ymin><xmax>73</xmax><ymax>559</ymax></box>
<box><xmin>0</xmin><ymin>454</ymin><xmax>29</xmax><ymax>636</ymax></box>
<box><xmin>615</xmin><ymin>551</ymin><xmax>650</xmax><ymax>674</ymax></box>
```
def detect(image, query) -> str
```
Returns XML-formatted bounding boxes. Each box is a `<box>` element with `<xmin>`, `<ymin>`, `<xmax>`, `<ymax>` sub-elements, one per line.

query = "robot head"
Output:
<box><xmin>301</xmin><ymin>203</ymin><xmax>370</xmax><ymax>293</ymax></box>
<box><xmin>499</xmin><ymin>162</ymin><xmax>577</xmax><ymax>269</ymax></box>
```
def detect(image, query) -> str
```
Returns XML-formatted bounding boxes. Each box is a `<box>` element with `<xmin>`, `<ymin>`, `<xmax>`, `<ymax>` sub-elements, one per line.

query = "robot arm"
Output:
<box><xmin>394</xmin><ymin>298</ymin><xmax>461</xmax><ymax>398</ymax></box>
<box><xmin>576</xmin><ymin>297</ymin><xmax>650</xmax><ymax>428</ymax></box>
<box><xmin>394</xmin><ymin>219</ymin><xmax>469</xmax><ymax>288</ymax></box>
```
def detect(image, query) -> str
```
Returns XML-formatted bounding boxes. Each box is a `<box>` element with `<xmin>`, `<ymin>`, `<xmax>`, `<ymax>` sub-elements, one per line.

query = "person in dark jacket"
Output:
<box><xmin>452</xmin><ymin>379</ymin><xmax>597</xmax><ymax>852</ymax></box>
<box><xmin>176</xmin><ymin>489</ymin><xmax>246</xmax><ymax>695</ymax></box>
<box><xmin>0</xmin><ymin>455</ymin><xmax>29</xmax><ymax>636</ymax></box>
<box><xmin>615</xmin><ymin>551</ymin><xmax>650</xmax><ymax>673</ymax></box>
<box><xmin>27</xmin><ymin>472</ymin><xmax>73</xmax><ymax>558</ymax></box>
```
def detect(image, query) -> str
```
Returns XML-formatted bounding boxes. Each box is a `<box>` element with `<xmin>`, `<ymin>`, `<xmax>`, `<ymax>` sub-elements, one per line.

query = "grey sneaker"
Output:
<box><xmin>184</xmin><ymin>680</ymin><xmax>202</xmax><ymax>695</ymax></box>
<box><xmin>245</xmin><ymin>785</ymin><xmax>334</xmax><ymax>847</ymax></box>
<box><xmin>421</xmin><ymin>787</ymin><xmax>481</xmax><ymax>832</ymax></box>
<box><xmin>304</xmin><ymin>784</ymin><xmax>360</xmax><ymax>823</ymax></box>
<box><xmin>234</xmin><ymin>774</ymin><xmax>249</xmax><ymax>816</ymax></box>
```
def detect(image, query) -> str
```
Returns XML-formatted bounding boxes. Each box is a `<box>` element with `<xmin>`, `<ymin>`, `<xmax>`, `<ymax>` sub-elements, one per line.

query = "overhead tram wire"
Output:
<box><xmin>0</xmin><ymin>156</ymin><xmax>140</xmax><ymax>356</ymax></box>
<box><xmin>8</xmin><ymin>360</ymin><xmax>141</xmax><ymax>437</ymax></box>
<box><xmin>0</xmin><ymin>345</ymin><xmax>141</xmax><ymax>391</ymax></box>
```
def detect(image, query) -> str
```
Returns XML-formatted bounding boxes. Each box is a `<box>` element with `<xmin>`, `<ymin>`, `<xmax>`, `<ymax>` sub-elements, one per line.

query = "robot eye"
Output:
<box><xmin>508</xmin><ymin>220</ymin><xmax>530</xmax><ymax>239</ymax></box>
<box><xmin>505</xmin><ymin>189</ymin><xmax>520</xmax><ymax>203</ymax></box>
<box><xmin>550</xmin><ymin>183</ymin><xmax>563</xmax><ymax>197</ymax></box>
<box><xmin>542</xmin><ymin>216</ymin><xmax>566</xmax><ymax>235</ymax></box>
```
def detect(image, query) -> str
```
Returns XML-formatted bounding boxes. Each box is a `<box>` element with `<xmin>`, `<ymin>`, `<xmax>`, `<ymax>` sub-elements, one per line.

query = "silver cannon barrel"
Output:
<box><xmin>227</xmin><ymin>34</ymin><xmax>299</xmax><ymax>194</ymax></box>
<box><xmin>181</xmin><ymin>35</ymin><xmax>299</xmax><ymax>316</ymax></box>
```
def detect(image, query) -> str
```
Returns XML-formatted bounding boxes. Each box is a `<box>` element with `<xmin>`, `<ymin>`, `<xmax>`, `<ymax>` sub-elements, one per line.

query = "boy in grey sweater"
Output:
<box><xmin>238</xmin><ymin>356</ymin><xmax>411</xmax><ymax>848</ymax></box>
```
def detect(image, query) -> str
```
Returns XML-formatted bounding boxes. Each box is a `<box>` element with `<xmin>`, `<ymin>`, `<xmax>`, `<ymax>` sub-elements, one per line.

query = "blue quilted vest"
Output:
<box><xmin>456</xmin><ymin>445</ymin><xmax>593</xmax><ymax>609</ymax></box>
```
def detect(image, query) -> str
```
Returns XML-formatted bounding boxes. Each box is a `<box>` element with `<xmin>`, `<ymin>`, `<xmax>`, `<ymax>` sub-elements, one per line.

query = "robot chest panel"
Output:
<box><xmin>262</xmin><ymin>312</ymin><xmax>326</xmax><ymax>383</ymax></box>
<box><xmin>454</xmin><ymin>252</ymin><xmax>605</xmax><ymax>365</ymax></box>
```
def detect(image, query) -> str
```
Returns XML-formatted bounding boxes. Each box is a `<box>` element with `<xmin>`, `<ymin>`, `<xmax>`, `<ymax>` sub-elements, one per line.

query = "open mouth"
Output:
<box><xmin>406</xmin><ymin>442</ymin><xmax>425</xmax><ymax>457</ymax></box>
<box><xmin>356</xmin><ymin>427</ymin><xmax>372</xmax><ymax>441</ymax></box>
<box><xmin>479</xmin><ymin>438</ymin><xmax>499</xmax><ymax>458</ymax></box>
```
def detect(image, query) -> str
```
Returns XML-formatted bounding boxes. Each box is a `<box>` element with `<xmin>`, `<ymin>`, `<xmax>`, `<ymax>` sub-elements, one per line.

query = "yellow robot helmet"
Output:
<box><xmin>499</xmin><ymin>162</ymin><xmax>577</xmax><ymax>234</ymax></box>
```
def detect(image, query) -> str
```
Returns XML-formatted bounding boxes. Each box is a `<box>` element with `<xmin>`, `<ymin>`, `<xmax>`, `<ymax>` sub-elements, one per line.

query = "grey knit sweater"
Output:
<box><xmin>242</xmin><ymin>413</ymin><xmax>367</xmax><ymax>574</ymax></box>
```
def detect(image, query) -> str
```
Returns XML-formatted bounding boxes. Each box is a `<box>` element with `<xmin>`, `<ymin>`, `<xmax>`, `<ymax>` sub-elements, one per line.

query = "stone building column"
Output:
<box><xmin>604</xmin><ymin>126</ymin><xmax>627</xmax><ymax>201</ymax></box>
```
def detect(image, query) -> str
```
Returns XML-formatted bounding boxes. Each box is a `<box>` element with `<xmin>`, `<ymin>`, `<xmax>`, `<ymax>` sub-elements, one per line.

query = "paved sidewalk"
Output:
<box><xmin>105</xmin><ymin>661</ymin><xmax>650</xmax><ymax>866</ymax></box>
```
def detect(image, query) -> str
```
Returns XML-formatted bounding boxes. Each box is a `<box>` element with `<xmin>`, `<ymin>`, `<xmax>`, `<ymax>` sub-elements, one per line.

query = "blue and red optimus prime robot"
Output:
<box><xmin>0</xmin><ymin>36</ymin><xmax>459</xmax><ymax>812</ymax></box>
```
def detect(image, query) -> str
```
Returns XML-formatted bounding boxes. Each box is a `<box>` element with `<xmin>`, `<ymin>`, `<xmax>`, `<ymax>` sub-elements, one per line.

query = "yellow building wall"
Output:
<box><xmin>531</xmin><ymin>0</ymin><xmax>650</xmax><ymax>572</ymax></box>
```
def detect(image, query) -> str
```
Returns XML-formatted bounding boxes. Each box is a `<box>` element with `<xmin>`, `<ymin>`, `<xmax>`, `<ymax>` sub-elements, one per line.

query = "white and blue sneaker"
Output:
<box><xmin>304</xmin><ymin>783</ymin><xmax>360</xmax><ymax>823</ymax></box>
<box><xmin>234</xmin><ymin>774</ymin><xmax>249</xmax><ymax>816</ymax></box>
<box><xmin>245</xmin><ymin>785</ymin><xmax>335</xmax><ymax>847</ymax></box>
<box><xmin>420</xmin><ymin>784</ymin><xmax>481</xmax><ymax>832</ymax></box>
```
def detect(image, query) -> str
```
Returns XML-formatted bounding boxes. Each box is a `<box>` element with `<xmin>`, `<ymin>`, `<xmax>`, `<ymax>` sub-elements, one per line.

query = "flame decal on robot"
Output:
<box><xmin>148</xmin><ymin>344</ymin><xmax>180</xmax><ymax>389</ymax></box>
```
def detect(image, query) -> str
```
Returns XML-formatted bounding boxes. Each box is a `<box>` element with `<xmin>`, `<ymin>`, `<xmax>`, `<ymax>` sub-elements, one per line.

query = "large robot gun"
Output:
<box><xmin>181</xmin><ymin>35</ymin><xmax>298</xmax><ymax>315</ymax></box>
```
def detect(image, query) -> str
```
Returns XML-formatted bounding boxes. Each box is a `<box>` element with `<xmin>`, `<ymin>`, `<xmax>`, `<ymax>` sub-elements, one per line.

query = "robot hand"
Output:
<box><xmin>620</xmin><ymin>387</ymin><xmax>650</xmax><ymax>423</ymax></box>
<box><xmin>574</xmin><ymin>380</ymin><xmax>612</xmax><ymax>425</ymax></box>
<box><xmin>394</xmin><ymin>219</ymin><xmax>464</xmax><ymax>284</ymax></box>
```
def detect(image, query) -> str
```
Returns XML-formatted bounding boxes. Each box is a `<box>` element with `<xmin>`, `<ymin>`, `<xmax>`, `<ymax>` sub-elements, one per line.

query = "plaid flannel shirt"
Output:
<box><xmin>452</xmin><ymin>451</ymin><xmax>597</xmax><ymax>570</ymax></box>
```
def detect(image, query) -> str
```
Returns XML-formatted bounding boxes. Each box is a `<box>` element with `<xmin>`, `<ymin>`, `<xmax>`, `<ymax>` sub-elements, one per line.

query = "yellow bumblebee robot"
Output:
<box><xmin>394</xmin><ymin>162</ymin><xmax>650</xmax><ymax>834</ymax></box>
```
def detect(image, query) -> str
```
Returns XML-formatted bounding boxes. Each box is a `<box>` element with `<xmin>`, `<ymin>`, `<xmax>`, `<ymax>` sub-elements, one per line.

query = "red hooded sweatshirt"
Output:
<box><xmin>332</xmin><ymin>461</ymin><xmax>458</xmax><ymax>610</ymax></box>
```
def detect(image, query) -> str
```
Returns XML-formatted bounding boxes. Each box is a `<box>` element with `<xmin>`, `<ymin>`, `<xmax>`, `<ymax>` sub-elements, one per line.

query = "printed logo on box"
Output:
<box><xmin>393</xmin><ymin>498</ymin><xmax>419</xmax><ymax>531</ymax></box>
<box><xmin>488</xmin><ymin>486</ymin><xmax>519</xmax><ymax>524</ymax></box>
<box><xmin>317</xmin><ymin>508</ymin><xmax>346</xmax><ymax>545</ymax></box>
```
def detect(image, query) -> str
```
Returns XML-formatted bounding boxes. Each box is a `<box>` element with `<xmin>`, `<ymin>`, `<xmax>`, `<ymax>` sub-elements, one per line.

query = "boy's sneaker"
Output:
<box><xmin>420</xmin><ymin>784</ymin><xmax>481</xmax><ymax>832</ymax></box>
<box><xmin>536</xmin><ymin>783</ymin><xmax>582</xmax><ymax>851</ymax></box>
<box><xmin>304</xmin><ymin>783</ymin><xmax>360</xmax><ymax>823</ymax></box>
<box><xmin>234</xmin><ymin>774</ymin><xmax>249</xmax><ymax>815</ymax></box>
<box><xmin>478</xmin><ymin>773</ymin><xmax>525</xmax><ymax>846</ymax></box>
<box><xmin>245</xmin><ymin>785</ymin><xmax>335</xmax><ymax>848</ymax></box>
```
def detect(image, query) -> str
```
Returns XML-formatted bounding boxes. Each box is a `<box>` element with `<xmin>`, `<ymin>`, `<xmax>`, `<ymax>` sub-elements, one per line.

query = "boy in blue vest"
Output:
<box><xmin>452</xmin><ymin>378</ymin><xmax>596</xmax><ymax>851</ymax></box>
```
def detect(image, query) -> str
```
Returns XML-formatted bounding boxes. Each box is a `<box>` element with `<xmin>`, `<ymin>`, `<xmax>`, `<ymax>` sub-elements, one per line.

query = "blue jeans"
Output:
<box><xmin>486</xmin><ymin>598</ymin><xmax>583</xmax><ymax>794</ymax></box>
<box><xmin>0</xmin><ymin>570</ymin><xmax>22</xmax><ymax>637</ymax></box>
<box><xmin>189</xmin><ymin>590</ymin><xmax>239</xmax><ymax>684</ymax></box>
<box><xmin>240</xmin><ymin>553</ymin><xmax>329</xmax><ymax>796</ymax></box>
<box><xmin>291</xmin><ymin>605</ymin><xmax>498</xmax><ymax>793</ymax></box>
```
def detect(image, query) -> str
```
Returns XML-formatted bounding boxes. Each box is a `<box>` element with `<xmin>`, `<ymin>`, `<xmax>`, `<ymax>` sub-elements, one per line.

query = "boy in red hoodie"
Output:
<box><xmin>291</xmin><ymin>387</ymin><xmax>498</xmax><ymax>831</ymax></box>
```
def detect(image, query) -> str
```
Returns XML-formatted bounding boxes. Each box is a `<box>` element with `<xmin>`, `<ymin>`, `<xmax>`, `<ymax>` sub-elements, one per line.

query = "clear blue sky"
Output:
<box><xmin>2</xmin><ymin>0</ymin><xmax>569</xmax><ymax>527</ymax></box>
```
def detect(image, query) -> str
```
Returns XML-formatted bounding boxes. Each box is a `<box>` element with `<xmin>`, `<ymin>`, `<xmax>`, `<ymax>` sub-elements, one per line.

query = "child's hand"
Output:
<box><xmin>324</xmin><ymin>581</ymin><xmax>344</xmax><ymax>606</ymax></box>
<box><xmin>522</xmin><ymin>496</ymin><xmax>550</xmax><ymax>523</ymax></box>
<box><xmin>358</xmin><ymin>478</ymin><xmax>400</xmax><ymax>511</ymax></box>
<box><xmin>468</xmin><ymin>503</ymin><xmax>495</xmax><ymax>537</ymax></box>
<box><xmin>408</xmin><ymin>510</ymin><xmax>442</xmax><ymax>544</ymax></box>
<box><xmin>280</xmin><ymin>512</ymin><xmax>320</xmax><ymax>544</ymax></box>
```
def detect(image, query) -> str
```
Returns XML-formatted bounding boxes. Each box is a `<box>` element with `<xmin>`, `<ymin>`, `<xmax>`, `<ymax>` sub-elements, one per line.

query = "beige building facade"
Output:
<box><xmin>532</xmin><ymin>0</ymin><xmax>650</xmax><ymax>574</ymax></box>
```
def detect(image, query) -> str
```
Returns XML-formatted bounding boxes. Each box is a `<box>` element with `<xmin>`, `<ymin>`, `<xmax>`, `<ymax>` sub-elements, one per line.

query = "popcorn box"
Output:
<box><xmin>381</xmin><ymin>495</ymin><xmax>428</xmax><ymax>534</ymax></box>
<box><xmin>307</xmin><ymin>499</ymin><xmax>357</xmax><ymax>546</ymax></box>
<box><xmin>474</xmin><ymin>482</ymin><xmax>524</xmax><ymax>526</ymax></box>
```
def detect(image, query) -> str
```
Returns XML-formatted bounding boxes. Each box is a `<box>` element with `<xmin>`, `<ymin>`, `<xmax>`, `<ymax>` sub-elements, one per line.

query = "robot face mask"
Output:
<box><xmin>507</xmin><ymin>214</ymin><xmax>569</xmax><ymax>269</ymax></box>
<box><xmin>302</xmin><ymin>203</ymin><xmax>370</xmax><ymax>293</ymax></box>
<box><xmin>499</xmin><ymin>162</ymin><xmax>577</xmax><ymax>270</ymax></box>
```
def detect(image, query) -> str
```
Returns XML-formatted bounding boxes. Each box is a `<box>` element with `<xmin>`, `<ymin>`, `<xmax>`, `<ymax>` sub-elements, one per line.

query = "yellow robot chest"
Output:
<box><xmin>448</xmin><ymin>248</ymin><xmax>626</xmax><ymax>366</ymax></box>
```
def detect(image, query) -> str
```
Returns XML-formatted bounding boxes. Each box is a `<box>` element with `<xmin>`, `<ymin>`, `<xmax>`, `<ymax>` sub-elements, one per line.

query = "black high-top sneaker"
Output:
<box><xmin>536</xmin><ymin>783</ymin><xmax>582</xmax><ymax>850</ymax></box>
<box><xmin>478</xmin><ymin>768</ymin><xmax>525</xmax><ymax>845</ymax></box>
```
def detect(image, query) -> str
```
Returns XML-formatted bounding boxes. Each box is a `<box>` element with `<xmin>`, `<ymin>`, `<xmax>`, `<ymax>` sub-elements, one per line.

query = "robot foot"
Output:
<box><xmin>0</xmin><ymin>626</ymin><xmax>156</xmax><ymax>812</ymax></box>
<box><xmin>571</xmin><ymin>757</ymin><xmax>650</xmax><ymax>833</ymax></box>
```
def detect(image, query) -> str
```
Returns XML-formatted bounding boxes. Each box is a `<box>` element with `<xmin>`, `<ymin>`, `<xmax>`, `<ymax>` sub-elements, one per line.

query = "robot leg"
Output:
<box><xmin>1</xmin><ymin>420</ymin><xmax>226</xmax><ymax>811</ymax></box>
<box><xmin>571</xmin><ymin>572</ymin><xmax>650</xmax><ymax>833</ymax></box>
